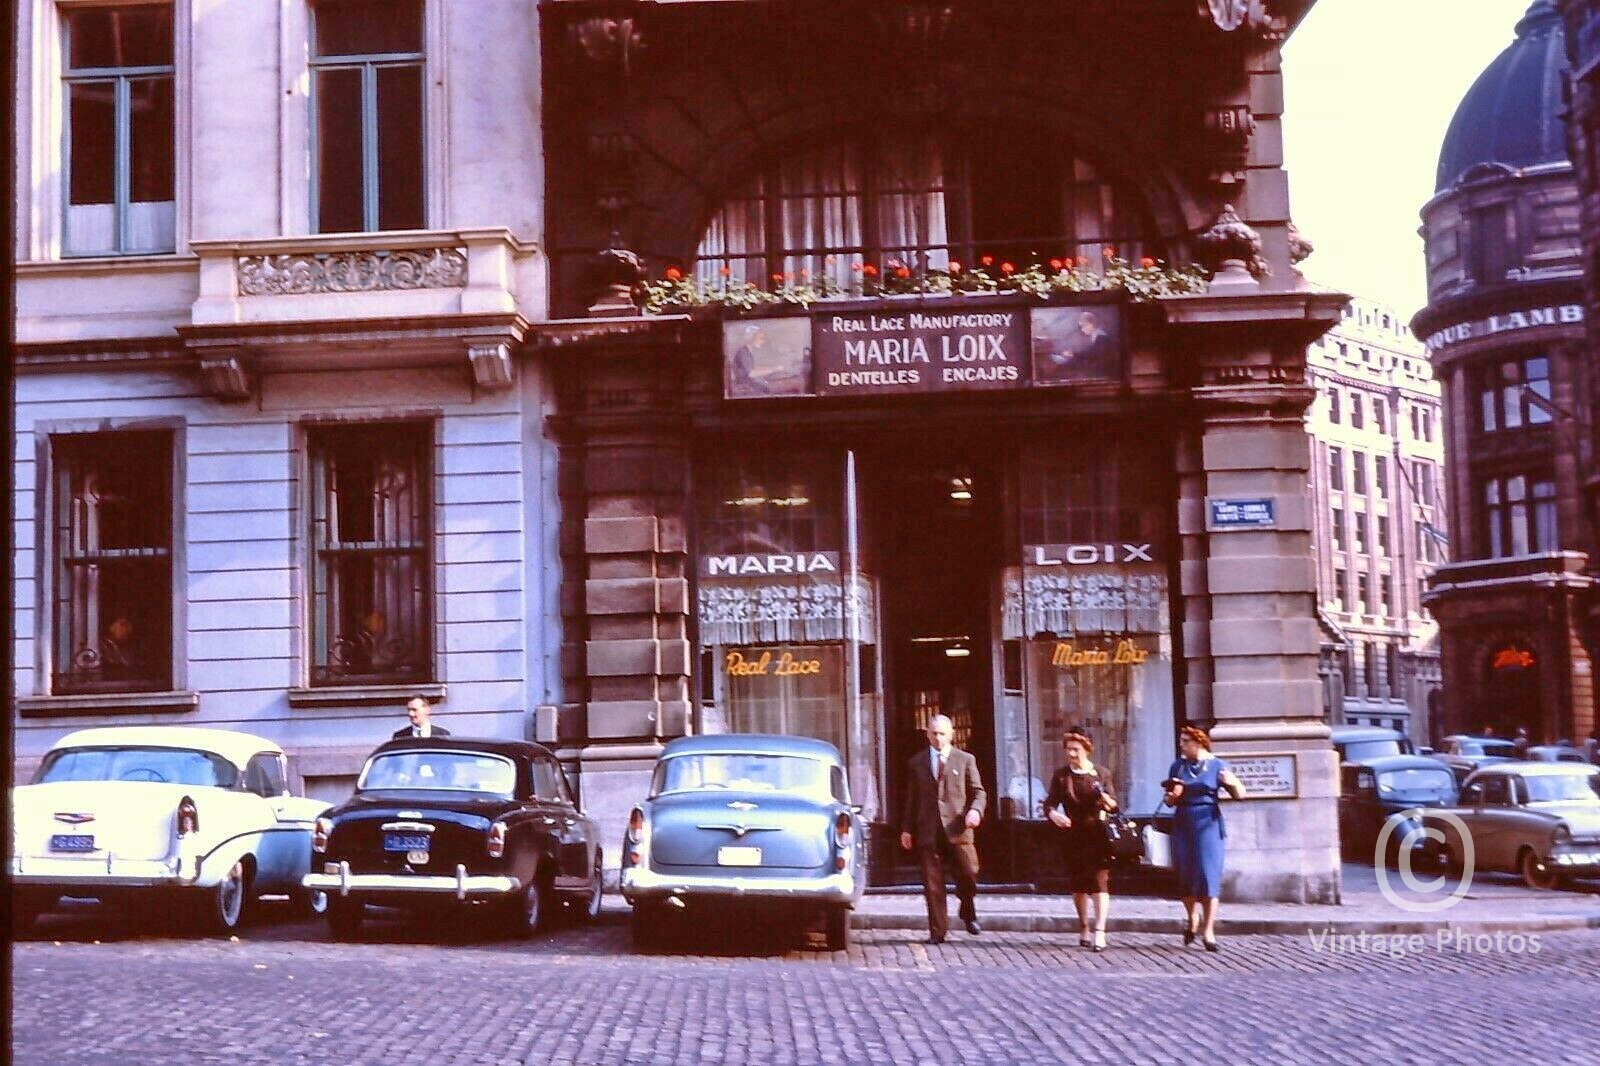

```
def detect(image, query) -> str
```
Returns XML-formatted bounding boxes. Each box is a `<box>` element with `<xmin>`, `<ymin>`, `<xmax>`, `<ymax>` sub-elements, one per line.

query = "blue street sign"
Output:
<box><xmin>1208</xmin><ymin>498</ymin><xmax>1276</xmax><ymax>529</ymax></box>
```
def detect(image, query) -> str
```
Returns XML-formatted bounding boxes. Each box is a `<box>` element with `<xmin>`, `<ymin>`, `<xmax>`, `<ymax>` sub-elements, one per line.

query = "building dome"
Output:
<box><xmin>1434</xmin><ymin>1</ymin><xmax>1568</xmax><ymax>192</ymax></box>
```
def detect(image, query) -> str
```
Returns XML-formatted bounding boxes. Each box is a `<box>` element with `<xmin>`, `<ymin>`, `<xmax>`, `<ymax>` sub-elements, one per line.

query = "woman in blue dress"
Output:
<box><xmin>1163</xmin><ymin>725</ymin><xmax>1245</xmax><ymax>952</ymax></box>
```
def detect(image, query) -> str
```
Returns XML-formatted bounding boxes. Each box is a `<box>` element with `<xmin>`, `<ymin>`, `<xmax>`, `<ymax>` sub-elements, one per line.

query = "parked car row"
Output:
<box><xmin>11</xmin><ymin>726</ymin><xmax>864</xmax><ymax>950</ymax></box>
<box><xmin>1332</xmin><ymin>726</ymin><xmax>1600</xmax><ymax>888</ymax></box>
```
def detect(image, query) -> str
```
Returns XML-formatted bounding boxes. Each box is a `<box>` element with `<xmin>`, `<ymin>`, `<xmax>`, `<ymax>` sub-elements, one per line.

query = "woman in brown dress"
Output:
<box><xmin>1043</xmin><ymin>729</ymin><xmax>1118</xmax><ymax>952</ymax></box>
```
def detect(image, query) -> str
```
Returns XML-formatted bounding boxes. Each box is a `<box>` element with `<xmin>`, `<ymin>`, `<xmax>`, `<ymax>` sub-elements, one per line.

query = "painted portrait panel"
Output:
<box><xmin>723</xmin><ymin>318</ymin><xmax>813</xmax><ymax>398</ymax></box>
<box><xmin>1030</xmin><ymin>305</ymin><xmax>1124</xmax><ymax>386</ymax></box>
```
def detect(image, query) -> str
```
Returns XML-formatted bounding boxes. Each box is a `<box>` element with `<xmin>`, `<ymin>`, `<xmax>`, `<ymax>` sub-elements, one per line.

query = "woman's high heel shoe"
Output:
<box><xmin>1182</xmin><ymin>927</ymin><xmax>1196</xmax><ymax>946</ymax></box>
<box><xmin>1203</xmin><ymin>937</ymin><xmax>1220</xmax><ymax>953</ymax></box>
<box><xmin>1092</xmin><ymin>930</ymin><xmax>1107</xmax><ymax>953</ymax></box>
<box><xmin>1079</xmin><ymin>929</ymin><xmax>1092</xmax><ymax>949</ymax></box>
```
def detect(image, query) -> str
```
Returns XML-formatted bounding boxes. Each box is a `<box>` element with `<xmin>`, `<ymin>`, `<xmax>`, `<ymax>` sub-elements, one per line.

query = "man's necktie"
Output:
<box><xmin>936</xmin><ymin>754</ymin><xmax>946</xmax><ymax>778</ymax></box>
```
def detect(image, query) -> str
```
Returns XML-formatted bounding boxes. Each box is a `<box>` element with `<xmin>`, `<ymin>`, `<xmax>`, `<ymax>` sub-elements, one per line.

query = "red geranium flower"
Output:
<box><xmin>1140</xmin><ymin>257</ymin><xmax>1157</xmax><ymax>268</ymax></box>
<box><xmin>1000</xmin><ymin>261</ymin><xmax>1016</xmax><ymax>275</ymax></box>
<box><xmin>863</xmin><ymin>264</ymin><xmax>879</xmax><ymax>277</ymax></box>
<box><xmin>1102</xmin><ymin>246</ymin><xmax>1117</xmax><ymax>257</ymax></box>
<box><xmin>948</xmin><ymin>260</ymin><xmax>962</xmax><ymax>273</ymax></box>
<box><xmin>980</xmin><ymin>255</ymin><xmax>994</xmax><ymax>267</ymax></box>
<box><xmin>1049</xmin><ymin>258</ymin><xmax>1064</xmax><ymax>271</ymax></box>
<box><xmin>718</xmin><ymin>265</ymin><xmax>731</xmax><ymax>276</ymax></box>
<box><xmin>895</xmin><ymin>266</ymin><xmax>911</xmax><ymax>278</ymax></box>
<box><xmin>664</xmin><ymin>266</ymin><xmax>683</xmax><ymax>281</ymax></box>
<box><xmin>772</xmin><ymin>272</ymin><xmax>785</xmax><ymax>283</ymax></box>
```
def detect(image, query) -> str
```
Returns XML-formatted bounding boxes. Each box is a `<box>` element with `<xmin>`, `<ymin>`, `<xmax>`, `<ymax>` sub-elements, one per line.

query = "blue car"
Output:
<box><xmin>620</xmin><ymin>734</ymin><xmax>867</xmax><ymax>951</ymax></box>
<box><xmin>1338</xmin><ymin>755</ymin><xmax>1459</xmax><ymax>866</ymax></box>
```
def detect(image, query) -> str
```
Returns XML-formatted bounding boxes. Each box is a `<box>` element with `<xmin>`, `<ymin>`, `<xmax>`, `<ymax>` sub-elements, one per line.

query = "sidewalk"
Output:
<box><xmin>603</xmin><ymin>864</ymin><xmax>1600</xmax><ymax>936</ymax></box>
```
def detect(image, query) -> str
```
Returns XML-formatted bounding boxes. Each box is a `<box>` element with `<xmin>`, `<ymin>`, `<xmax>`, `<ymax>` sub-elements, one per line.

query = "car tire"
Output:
<box><xmin>295</xmin><ymin>887</ymin><xmax>330</xmax><ymax>919</ymax></box>
<box><xmin>205</xmin><ymin>860</ymin><xmax>251</xmax><ymax>934</ymax></box>
<box><xmin>630</xmin><ymin>901</ymin><xmax>667</xmax><ymax>951</ymax></box>
<box><xmin>509</xmin><ymin>871</ymin><xmax>548</xmax><ymax>938</ymax></box>
<box><xmin>326</xmin><ymin>897</ymin><xmax>364</xmax><ymax>940</ymax></box>
<box><xmin>570</xmin><ymin>853</ymin><xmax>603</xmax><ymax>924</ymax></box>
<box><xmin>1520</xmin><ymin>848</ymin><xmax>1561</xmax><ymax>891</ymax></box>
<box><xmin>824</xmin><ymin>906</ymin><xmax>852</xmax><ymax>952</ymax></box>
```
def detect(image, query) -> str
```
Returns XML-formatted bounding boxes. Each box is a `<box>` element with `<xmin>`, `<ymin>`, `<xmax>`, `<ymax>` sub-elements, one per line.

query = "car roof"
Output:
<box><xmin>1342</xmin><ymin>754</ymin><xmax>1450</xmax><ymax>772</ymax></box>
<box><xmin>372</xmin><ymin>736</ymin><xmax>555</xmax><ymax>762</ymax></box>
<box><xmin>1527</xmin><ymin>745</ymin><xmax>1585</xmax><ymax>755</ymax></box>
<box><xmin>1465</xmin><ymin>761</ymin><xmax>1599</xmax><ymax>779</ymax></box>
<box><xmin>1330</xmin><ymin>726</ymin><xmax>1405</xmax><ymax>741</ymax></box>
<box><xmin>49</xmin><ymin>726</ymin><xmax>281</xmax><ymax>768</ymax></box>
<box><xmin>1442</xmin><ymin>734</ymin><xmax>1512</xmax><ymax>744</ymax></box>
<box><xmin>660</xmin><ymin>733</ymin><xmax>842</xmax><ymax>760</ymax></box>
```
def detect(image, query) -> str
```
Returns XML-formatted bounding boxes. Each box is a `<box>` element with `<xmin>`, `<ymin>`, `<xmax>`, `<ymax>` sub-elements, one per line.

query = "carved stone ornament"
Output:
<box><xmin>1201</xmin><ymin>103</ymin><xmax>1255</xmax><ymax>184</ymax></box>
<box><xmin>198</xmin><ymin>352</ymin><xmax>254</xmax><ymax>402</ymax></box>
<box><xmin>1202</xmin><ymin>0</ymin><xmax>1250</xmax><ymax>31</ymax></box>
<box><xmin>569</xmin><ymin>16</ymin><xmax>642</xmax><ymax>74</ymax></box>
<box><xmin>1198</xmin><ymin>0</ymin><xmax>1284</xmax><ymax>36</ymax></box>
<box><xmin>589</xmin><ymin>245</ymin><xmax>646</xmax><ymax>317</ymax></box>
<box><xmin>237</xmin><ymin>248</ymin><xmax>467</xmax><ymax>296</ymax></box>
<box><xmin>1287</xmin><ymin>221</ymin><xmax>1314</xmax><ymax>266</ymax></box>
<box><xmin>467</xmin><ymin>341</ymin><xmax>515</xmax><ymax>391</ymax></box>
<box><xmin>1195</xmin><ymin>204</ymin><xmax>1269</xmax><ymax>280</ymax></box>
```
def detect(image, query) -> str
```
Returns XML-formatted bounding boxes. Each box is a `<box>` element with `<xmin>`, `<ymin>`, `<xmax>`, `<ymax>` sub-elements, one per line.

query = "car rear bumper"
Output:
<box><xmin>620</xmin><ymin>866</ymin><xmax>858</xmax><ymax>905</ymax></box>
<box><xmin>11</xmin><ymin>854</ymin><xmax>195</xmax><ymax>889</ymax></box>
<box><xmin>303</xmin><ymin>861</ymin><xmax>520</xmax><ymax>901</ymax></box>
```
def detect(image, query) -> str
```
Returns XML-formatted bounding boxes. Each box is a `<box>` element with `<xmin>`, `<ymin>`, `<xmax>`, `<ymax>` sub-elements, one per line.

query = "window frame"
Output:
<box><xmin>45</xmin><ymin>426</ymin><xmax>181</xmax><ymax>696</ymax></box>
<box><xmin>308</xmin><ymin>0</ymin><xmax>427</xmax><ymax>234</ymax></box>
<box><xmin>302</xmin><ymin>419</ymin><xmax>437</xmax><ymax>688</ymax></box>
<box><xmin>58</xmin><ymin>1</ymin><xmax>178</xmax><ymax>257</ymax></box>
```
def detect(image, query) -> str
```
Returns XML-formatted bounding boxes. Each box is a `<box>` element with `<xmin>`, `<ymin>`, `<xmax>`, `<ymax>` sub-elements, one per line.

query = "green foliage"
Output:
<box><xmin>638</xmin><ymin>255</ymin><xmax>1209</xmax><ymax>314</ymax></box>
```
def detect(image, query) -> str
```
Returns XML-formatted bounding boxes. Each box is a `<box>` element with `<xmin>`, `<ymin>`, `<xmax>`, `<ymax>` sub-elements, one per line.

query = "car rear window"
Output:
<box><xmin>359</xmin><ymin>751</ymin><xmax>516</xmax><ymax>795</ymax></box>
<box><xmin>1341</xmin><ymin>740</ymin><xmax>1402</xmax><ymax>762</ymax></box>
<box><xmin>1376</xmin><ymin>767</ymin><xmax>1455</xmax><ymax>799</ymax></box>
<box><xmin>652</xmin><ymin>753</ymin><xmax>834</xmax><ymax>799</ymax></box>
<box><xmin>35</xmin><ymin>747</ymin><xmax>239</xmax><ymax>788</ymax></box>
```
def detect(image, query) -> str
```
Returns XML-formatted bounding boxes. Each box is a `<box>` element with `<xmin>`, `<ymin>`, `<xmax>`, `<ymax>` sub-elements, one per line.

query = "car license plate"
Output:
<box><xmin>718</xmin><ymin>846</ymin><xmax>761</xmax><ymax>867</ymax></box>
<box><xmin>49</xmin><ymin>834</ymin><xmax>95</xmax><ymax>852</ymax></box>
<box><xmin>384</xmin><ymin>832</ymin><xmax>432</xmax><ymax>852</ymax></box>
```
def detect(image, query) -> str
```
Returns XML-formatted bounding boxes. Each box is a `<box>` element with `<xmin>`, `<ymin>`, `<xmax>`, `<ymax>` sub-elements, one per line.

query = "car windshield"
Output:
<box><xmin>35</xmin><ymin>746</ymin><xmax>239</xmax><ymax>788</ymax></box>
<box><xmin>1342</xmin><ymin>740</ymin><xmax>1402</xmax><ymax>762</ymax></box>
<box><xmin>1523</xmin><ymin>774</ymin><xmax>1600</xmax><ymax>804</ymax></box>
<box><xmin>1377</xmin><ymin>767</ymin><xmax>1456</xmax><ymax>799</ymax></box>
<box><xmin>1465</xmin><ymin>741</ymin><xmax>1516</xmax><ymax>758</ymax></box>
<box><xmin>653</xmin><ymin>753</ymin><xmax>832</xmax><ymax>798</ymax></box>
<box><xmin>359</xmin><ymin>752</ymin><xmax>517</xmax><ymax>795</ymax></box>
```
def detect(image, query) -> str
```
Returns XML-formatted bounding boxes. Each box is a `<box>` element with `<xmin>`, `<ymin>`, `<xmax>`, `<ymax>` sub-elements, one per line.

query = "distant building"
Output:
<box><xmin>1413</xmin><ymin>1</ymin><xmax>1596</xmax><ymax>748</ymax></box>
<box><xmin>1307</xmin><ymin>298</ymin><xmax>1446</xmax><ymax>741</ymax></box>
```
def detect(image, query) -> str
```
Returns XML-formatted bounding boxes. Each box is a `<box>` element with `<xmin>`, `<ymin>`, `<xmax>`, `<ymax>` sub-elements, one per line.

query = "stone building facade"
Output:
<box><xmin>1307</xmin><ymin>298</ymin><xmax>1446</xmax><ymax>742</ymax></box>
<box><xmin>12</xmin><ymin>0</ymin><xmax>1345</xmax><ymax>901</ymax></box>
<box><xmin>1413</xmin><ymin>0</ymin><xmax>1597</xmax><ymax>748</ymax></box>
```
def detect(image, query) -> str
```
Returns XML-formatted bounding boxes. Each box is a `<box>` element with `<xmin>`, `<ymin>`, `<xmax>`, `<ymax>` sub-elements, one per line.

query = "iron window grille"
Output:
<box><xmin>62</xmin><ymin>4</ymin><xmax>175</xmax><ymax>256</ymax></box>
<box><xmin>310</xmin><ymin>0</ymin><xmax>425</xmax><ymax>233</ymax></box>
<box><xmin>51</xmin><ymin>431</ymin><xmax>173</xmax><ymax>693</ymax></box>
<box><xmin>307</xmin><ymin>422</ymin><xmax>433</xmax><ymax>686</ymax></box>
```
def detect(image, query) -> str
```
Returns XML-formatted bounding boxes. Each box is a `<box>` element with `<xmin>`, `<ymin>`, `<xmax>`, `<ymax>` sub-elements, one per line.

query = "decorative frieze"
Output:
<box><xmin>236</xmin><ymin>247</ymin><xmax>468</xmax><ymax>296</ymax></box>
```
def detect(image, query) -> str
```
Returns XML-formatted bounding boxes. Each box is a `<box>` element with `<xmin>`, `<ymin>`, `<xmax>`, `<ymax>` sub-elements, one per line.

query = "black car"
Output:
<box><xmin>302</xmin><ymin>737</ymin><xmax>603</xmax><ymax>939</ymax></box>
<box><xmin>1338</xmin><ymin>755</ymin><xmax>1459</xmax><ymax>866</ymax></box>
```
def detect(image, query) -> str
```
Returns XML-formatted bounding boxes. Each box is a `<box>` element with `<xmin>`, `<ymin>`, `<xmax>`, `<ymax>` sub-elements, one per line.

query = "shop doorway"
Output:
<box><xmin>862</xmin><ymin>446</ymin><xmax>1007</xmax><ymax>881</ymax></box>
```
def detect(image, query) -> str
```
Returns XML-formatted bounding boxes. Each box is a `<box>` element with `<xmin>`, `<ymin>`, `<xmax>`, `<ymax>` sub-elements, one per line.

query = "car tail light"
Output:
<box><xmin>835</xmin><ymin>812</ymin><xmax>851</xmax><ymax>840</ymax></box>
<box><xmin>177</xmin><ymin>796</ymin><xmax>199</xmax><ymax>836</ymax></box>
<box><xmin>488</xmin><ymin>821</ymin><xmax>507</xmax><ymax>858</ymax></box>
<box><xmin>627</xmin><ymin>807</ymin><xmax>645</xmax><ymax>845</ymax></box>
<box><xmin>312</xmin><ymin>816</ymin><xmax>331</xmax><ymax>853</ymax></box>
<box><xmin>834</xmin><ymin>811</ymin><xmax>851</xmax><ymax>870</ymax></box>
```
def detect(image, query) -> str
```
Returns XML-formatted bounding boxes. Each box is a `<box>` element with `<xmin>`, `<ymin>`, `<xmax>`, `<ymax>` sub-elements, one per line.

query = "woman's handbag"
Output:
<box><xmin>1141</xmin><ymin>801</ymin><xmax>1174</xmax><ymax>869</ymax></box>
<box><xmin>1102</xmin><ymin>811</ymin><xmax>1145</xmax><ymax>865</ymax></box>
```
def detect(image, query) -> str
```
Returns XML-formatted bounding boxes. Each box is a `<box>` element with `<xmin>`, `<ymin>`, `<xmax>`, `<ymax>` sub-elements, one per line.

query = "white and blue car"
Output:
<box><xmin>10</xmin><ymin>726</ymin><xmax>330</xmax><ymax>933</ymax></box>
<box><xmin>620</xmin><ymin>734</ymin><xmax>867</xmax><ymax>951</ymax></box>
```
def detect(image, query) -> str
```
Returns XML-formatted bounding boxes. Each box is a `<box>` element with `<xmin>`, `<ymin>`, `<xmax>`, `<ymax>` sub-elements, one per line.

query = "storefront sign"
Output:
<box><xmin>724</xmin><ymin>301</ymin><xmax>1125</xmax><ymax>399</ymax></box>
<box><xmin>1422</xmin><ymin>303</ymin><xmax>1583</xmax><ymax>355</ymax></box>
<box><xmin>700</xmin><ymin>552</ymin><xmax>841</xmax><ymax>578</ymax></box>
<box><xmin>1207</xmin><ymin>498</ymin><xmax>1276</xmax><ymax>530</ymax></box>
<box><xmin>1227</xmin><ymin>753</ymin><xmax>1298</xmax><ymax>799</ymax></box>
<box><xmin>1027</xmin><ymin>543</ymin><xmax>1156</xmax><ymax>565</ymax></box>
<box><xmin>724</xmin><ymin>648</ymin><xmax>827</xmax><ymax>677</ymax></box>
<box><xmin>814</xmin><ymin>309</ymin><xmax>1029</xmax><ymax>395</ymax></box>
<box><xmin>1491</xmin><ymin>645</ymin><xmax>1536</xmax><ymax>671</ymax></box>
<box><xmin>1048</xmin><ymin>638</ymin><xmax>1151</xmax><ymax>668</ymax></box>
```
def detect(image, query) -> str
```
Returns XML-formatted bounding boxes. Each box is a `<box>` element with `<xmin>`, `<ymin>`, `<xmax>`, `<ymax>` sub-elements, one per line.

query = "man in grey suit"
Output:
<box><xmin>899</xmin><ymin>714</ymin><xmax>987</xmax><ymax>944</ymax></box>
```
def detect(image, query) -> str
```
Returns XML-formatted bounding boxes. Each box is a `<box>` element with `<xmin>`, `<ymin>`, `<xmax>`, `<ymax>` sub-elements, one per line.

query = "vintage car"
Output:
<box><xmin>302</xmin><ymin>736</ymin><xmax>602</xmax><ymax>938</ymax></box>
<box><xmin>1421</xmin><ymin>762</ymin><xmax>1600</xmax><ymax>889</ymax></box>
<box><xmin>1524</xmin><ymin>745</ymin><xmax>1593</xmax><ymax>765</ymax></box>
<box><xmin>1330</xmin><ymin>725</ymin><xmax>1415</xmax><ymax>764</ymax></box>
<box><xmin>1431</xmin><ymin>734</ymin><xmax>1518</xmax><ymax>785</ymax></box>
<box><xmin>1337</xmin><ymin>755</ymin><xmax>1458</xmax><ymax>865</ymax></box>
<box><xmin>10</xmin><ymin>726</ymin><xmax>330</xmax><ymax>933</ymax></box>
<box><xmin>620</xmin><ymin>734</ymin><xmax>867</xmax><ymax>951</ymax></box>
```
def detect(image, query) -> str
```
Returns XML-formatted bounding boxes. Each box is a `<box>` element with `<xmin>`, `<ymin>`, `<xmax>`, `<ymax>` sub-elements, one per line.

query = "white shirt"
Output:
<box><xmin>411</xmin><ymin>724</ymin><xmax>433</xmax><ymax>738</ymax></box>
<box><xmin>929</xmin><ymin>746</ymin><xmax>951</xmax><ymax>779</ymax></box>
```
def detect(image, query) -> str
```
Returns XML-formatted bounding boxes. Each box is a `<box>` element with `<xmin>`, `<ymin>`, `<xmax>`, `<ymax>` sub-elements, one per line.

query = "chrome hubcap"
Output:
<box><xmin>219</xmin><ymin>864</ymin><xmax>244</xmax><ymax>924</ymax></box>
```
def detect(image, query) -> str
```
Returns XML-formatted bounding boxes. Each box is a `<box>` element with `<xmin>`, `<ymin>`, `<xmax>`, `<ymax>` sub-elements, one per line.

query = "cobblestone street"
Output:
<box><xmin>11</xmin><ymin>906</ymin><xmax>1599</xmax><ymax>1066</ymax></box>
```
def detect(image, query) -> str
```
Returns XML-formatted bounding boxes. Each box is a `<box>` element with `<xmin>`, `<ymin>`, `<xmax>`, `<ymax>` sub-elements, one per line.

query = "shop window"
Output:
<box><xmin>1328</xmin><ymin>446</ymin><xmax>1344</xmax><ymax>491</ymax></box>
<box><xmin>1482</xmin><ymin>474</ymin><xmax>1557</xmax><ymax>558</ymax></box>
<box><xmin>62</xmin><ymin>4</ymin><xmax>175</xmax><ymax>256</ymax></box>
<box><xmin>51</xmin><ymin>431</ymin><xmax>174</xmax><ymax>694</ymax></box>
<box><xmin>695</xmin><ymin>128</ymin><xmax>1157</xmax><ymax>289</ymax></box>
<box><xmin>307</xmin><ymin>423</ymin><xmax>433</xmax><ymax>686</ymax></box>
<box><xmin>1478</xmin><ymin>356</ymin><xmax>1553</xmax><ymax>433</ymax></box>
<box><xmin>1331</xmin><ymin>507</ymin><xmax>1345</xmax><ymax>551</ymax></box>
<box><xmin>311</xmin><ymin>0</ymin><xmax>425</xmax><ymax>233</ymax></box>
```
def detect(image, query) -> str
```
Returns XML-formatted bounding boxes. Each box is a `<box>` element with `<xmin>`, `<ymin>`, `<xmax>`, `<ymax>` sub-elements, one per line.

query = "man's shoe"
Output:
<box><xmin>927</xmin><ymin>933</ymin><xmax>946</xmax><ymax>945</ymax></box>
<box><xmin>964</xmin><ymin>919</ymin><xmax>981</xmax><ymax>936</ymax></box>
